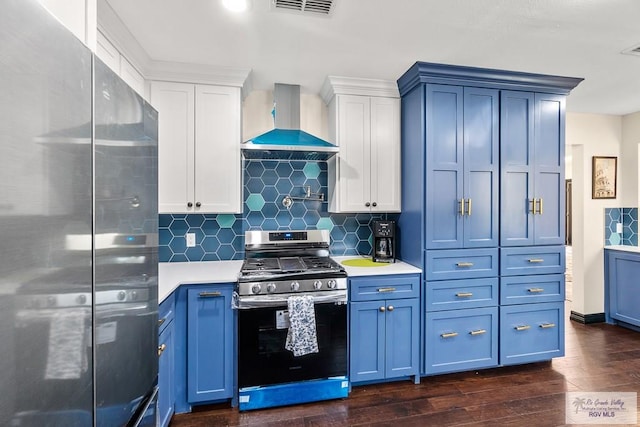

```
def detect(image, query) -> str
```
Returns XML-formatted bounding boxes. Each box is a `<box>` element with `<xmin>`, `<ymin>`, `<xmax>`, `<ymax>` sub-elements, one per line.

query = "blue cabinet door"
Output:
<box><xmin>500</xmin><ymin>91</ymin><xmax>565</xmax><ymax>246</ymax></box>
<box><xmin>158</xmin><ymin>320</ymin><xmax>174</xmax><ymax>427</ymax></box>
<box><xmin>385</xmin><ymin>298</ymin><xmax>419</xmax><ymax>379</ymax></box>
<box><xmin>606</xmin><ymin>250</ymin><xmax>640</xmax><ymax>327</ymax></box>
<box><xmin>463</xmin><ymin>87</ymin><xmax>499</xmax><ymax>248</ymax></box>
<box><xmin>349</xmin><ymin>300</ymin><xmax>386</xmax><ymax>383</ymax></box>
<box><xmin>425</xmin><ymin>84</ymin><xmax>464</xmax><ymax>249</ymax></box>
<box><xmin>500</xmin><ymin>91</ymin><xmax>535</xmax><ymax>246</ymax></box>
<box><xmin>533</xmin><ymin>93</ymin><xmax>565</xmax><ymax>246</ymax></box>
<box><xmin>187</xmin><ymin>286</ymin><xmax>234</xmax><ymax>403</ymax></box>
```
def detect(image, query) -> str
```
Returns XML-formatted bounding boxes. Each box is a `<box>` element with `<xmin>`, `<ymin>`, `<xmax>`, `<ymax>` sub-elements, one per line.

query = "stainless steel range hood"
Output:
<box><xmin>242</xmin><ymin>83</ymin><xmax>338</xmax><ymax>160</ymax></box>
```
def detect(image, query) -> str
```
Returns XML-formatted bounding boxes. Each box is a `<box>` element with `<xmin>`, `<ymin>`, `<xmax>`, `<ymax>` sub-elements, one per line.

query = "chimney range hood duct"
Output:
<box><xmin>242</xmin><ymin>83</ymin><xmax>338</xmax><ymax>160</ymax></box>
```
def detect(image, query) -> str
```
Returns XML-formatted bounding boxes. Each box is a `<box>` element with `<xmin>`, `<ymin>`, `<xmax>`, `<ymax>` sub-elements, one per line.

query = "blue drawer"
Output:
<box><xmin>159</xmin><ymin>292</ymin><xmax>175</xmax><ymax>334</ymax></box>
<box><xmin>349</xmin><ymin>274</ymin><xmax>420</xmax><ymax>302</ymax></box>
<box><xmin>425</xmin><ymin>278</ymin><xmax>498</xmax><ymax>312</ymax></box>
<box><xmin>500</xmin><ymin>274</ymin><xmax>565</xmax><ymax>305</ymax></box>
<box><xmin>500</xmin><ymin>246</ymin><xmax>565</xmax><ymax>276</ymax></box>
<box><xmin>499</xmin><ymin>302</ymin><xmax>564</xmax><ymax>365</ymax></box>
<box><xmin>424</xmin><ymin>306</ymin><xmax>498</xmax><ymax>375</ymax></box>
<box><xmin>425</xmin><ymin>248</ymin><xmax>498</xmax><ymax>281</ymax></box>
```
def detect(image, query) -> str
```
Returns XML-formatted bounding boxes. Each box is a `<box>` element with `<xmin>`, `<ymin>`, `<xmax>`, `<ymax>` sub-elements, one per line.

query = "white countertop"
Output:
<box><xmin>332</xmin><ymin>256</ymin><xmax>422</xmax><ymax>277</ymax></box>
<box><xmin>159</xmin><ymin>260</ymin><xmax>243</xmax><ymax>302</ymax></box>
<box><xmin>158</xmin><ymin>257</ymin><xmax>422</xmax><ymax>302</ymax></box>
<box><xmin>604</xmin><ymin>245</ymin><xmax>640</xmax><ymax>253</ymax></box>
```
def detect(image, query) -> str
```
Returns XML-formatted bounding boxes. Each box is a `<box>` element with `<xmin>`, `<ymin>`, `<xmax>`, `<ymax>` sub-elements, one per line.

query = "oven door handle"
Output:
<box><xmin>233</xmin><ymin>290</ymin><xmax>347</xmax><ymax>309</ymax></box>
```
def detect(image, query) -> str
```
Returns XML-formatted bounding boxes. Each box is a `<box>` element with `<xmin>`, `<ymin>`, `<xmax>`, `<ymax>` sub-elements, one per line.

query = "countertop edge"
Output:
<box><xmin>158</xmin><ymin>258</ymin><xmax>423</xmax><ymax>303</ymax></box>
<box><xmin>604</xmin><ymin>245</ymin><xmax>640</xmax><ymax>253</ymax></box>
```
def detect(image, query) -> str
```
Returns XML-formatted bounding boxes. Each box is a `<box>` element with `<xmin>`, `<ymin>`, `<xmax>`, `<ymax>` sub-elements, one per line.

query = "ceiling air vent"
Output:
<box><xmin>272</xmin><ymin>0</ymin><xmax>335</xmax><ymax>16</ymax></box>
<box><xmin>621</xmin><ymin>43</ymin><xmax>640</xmax><ymax>57</ymax></box>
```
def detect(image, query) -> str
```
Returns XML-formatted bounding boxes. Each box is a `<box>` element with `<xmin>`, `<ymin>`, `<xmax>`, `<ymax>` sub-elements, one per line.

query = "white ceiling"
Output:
<box><xmin>104</xmin><ymin>0</ymin><xmax>640</xmax><ymax>115</ymax></box>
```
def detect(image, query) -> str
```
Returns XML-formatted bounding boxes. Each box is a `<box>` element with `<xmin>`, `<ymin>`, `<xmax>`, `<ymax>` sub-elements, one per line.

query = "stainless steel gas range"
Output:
<box><xmin>236</xmin><ymin>230</ymin><xmax>349</xmax><ymax>411</ymax></box>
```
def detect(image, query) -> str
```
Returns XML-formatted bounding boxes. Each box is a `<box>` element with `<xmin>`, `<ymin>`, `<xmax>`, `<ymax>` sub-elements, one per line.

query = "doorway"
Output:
<box><xmin>565</xmin><ymin>179</ymin><xmax>572</xmax><ymax>246</ymax></box>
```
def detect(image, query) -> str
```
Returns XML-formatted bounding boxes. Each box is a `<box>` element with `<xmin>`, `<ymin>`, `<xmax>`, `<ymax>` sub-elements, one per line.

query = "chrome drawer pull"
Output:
<box><xmin>158</xmin><ymin>317</ymin><xmax>166</xmax><ymax>326</ymax></box>
<box><xmin>539</xmin><ymin>323</ymin><xmax>556</xmax><ymax>329</ymax></box>
<box><xmin>157</xmin><ymin>343</ymin><xmax>166</xmax><ymax>356</ymax></box>
<box><xmin>527</xmin><ymin>288</ymin><xmax>545</xmax><ymax>293</ymax></box>
<box><xmin>377</xmin><ymin>287</ymin><xmax>396</xmax><ymax>293</ymax></box>
<box><xmin>199</xmin><ymin>291</ymin><xmax>222</xmax><ymax>297</ymax></box>
<box><xmin>456</xmin><ymin>262</ymin><xmax>474</xmax><ymax>268</ymax></box>
<box><xmin>455</xmin><ymin>292</ymin><xmax>473</xmax><ymax>298</ymax></box>
<box><xmin>514</xmin><ymin>325</ymin><xmax>531</xmax><ymax>331</ymax></box>
<box><xmin>469</xmin><ymin>329</ymin><xmax>486</xmax><ymax>336</ymax></box>
<box><xmin>528</xmin><ymin>259</ymin><xmax>544</xmax><ymax>263</ymax></box>
<box><xmin>441</xmin><ymin>332</ymin><xmax>458</xmax><ymax>338</ymax></box>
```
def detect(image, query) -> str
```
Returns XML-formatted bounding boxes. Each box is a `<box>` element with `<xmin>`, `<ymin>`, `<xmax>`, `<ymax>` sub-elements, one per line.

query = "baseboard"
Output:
<box><xmin>570</xmin><ymin>311</ymin><xmax>606</xmax><ymax>324</ymax></box>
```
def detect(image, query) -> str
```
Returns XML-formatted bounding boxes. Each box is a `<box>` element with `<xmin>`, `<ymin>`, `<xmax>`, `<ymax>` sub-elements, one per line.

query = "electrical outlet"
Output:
<box><xmin>616</xmin><ymin>222</ymin><xmax>623</xmax><ymax>234</ymax></box>
<box><xmin>186</xmin><ymin>233</ymin><xmax>196</xmax><ymax>247</ymax></box>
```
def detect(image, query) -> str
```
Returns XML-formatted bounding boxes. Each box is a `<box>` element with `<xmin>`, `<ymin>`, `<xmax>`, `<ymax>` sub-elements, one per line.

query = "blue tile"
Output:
<box><xmin>262</xmin><ymin>186</ymin><xmax>279</xmax><ymax>203</ymax></box>
<box><xmin>170</xmin><ymin>254</ymin><xmax>188</xmax><ymax>262</ymax></box>
<box><xmin>262</xmin><ymin>160</ymin><xmax>278</xmax><ymax>170</ymax></box>
<box><xmin>246</xmin><ymin>161</ymin><xmax>265</xmax><ymax>177</ymax></box>
<box><xmin>290</xmin><ymin>161</ymin><xmax>306</xmax><ymax>171</ymax></box>
<box><xmin>186</xmin><ymin>246</ymin><xmax>205</xmax><ymax>261</ymax></box>
<box><xmin>356</xmin><ymin>224</ymin><xmax>371</xmax><ymax>240</ymax></box>
<box><xmin>290</xmin><ymin>218</ymin><xmax>307</xmax><ymax>230</ymax></box>
<box><xmin>275</xmin><ymin>178</ymin><xmax>293</xmax><ymax>195</ymax></box>
<box><xmin>344</xmin><ymin>217</ymin><xmax>359</xmax><ymax>233</ymax></box>
<box><xmin>331</xmin><ymin>225</ymin><xmax>346</xmax><ymax>242</ymax></box>
<box><xmin>218</xmin><ymin>244</ymin><xmax>235</xmax><ymax>260</ymax></box>
<box><xmin>159</xmin><ymin>214</ymin><xmax>173</xmax><ymax>228</ymax></box>
<box><xmin>218</xmin><ymin>228</ymin><xmax>236</xmax><ymax>245</ymax></box>
<box><xmin>276</xmin><ymin>162</ymin><xmax>293</xmax><ymax>177</ymax></box>
<box><xmin>344</xmin><ymin>232</ymin><xmax>359</xmax><ymax>248</ymax></box>
<box><xmin>262</xmin><ymin>202</ymin><xmax>279</xmax><ymax>219</ymax></box>
<box><xmin>261</xmin><ymin>169</ymin><xmax>278</xmax><ymax>186</ymax></box>
<box><xmin>276</xmin><ymin>210</ymin><xmax>293</xmax><ymax>227</ymax></box>
<box><xmin>170</xmin><ymin>219</ymin><xmax>189</xmax><ymax>234</ymax></box>
<box><xmin>247</xmin><ymin>211</ymin><xmax>265</xmax><ymax>227</ymax></box>
<box><xmin>159</xmin><ymin>229</ymin><xmax>172</xmax><ymax>246</ymax></box>
<box><xmin>290</xmin><ymin>171</ymin><xmax>306</xmax><ymax>186</ymax></box>
<box><xmin>262</xmin><ymin>218</ymin><xmax>278</xmax><ymax>230</ymax></box>
<box><xmin>357</xmin><ymin>240</ymin><xmax>372</xmax><ymax>256</ymax></box>
<box><xmin>232</xmin><ymin>235</ymin><xmax>244</xmax><ymax>252</ymax></box>
<box><xmin>246</xmin><ymin>177</ymin><xmax>265</xmax><ymax>193</ymax></box>
<box><xmin>159</xmin><ymin>246</ymin><xmax>172</xmax><ymax>263</ymax></box>
<box><xmin>303</xmin><ymin>210</ymin><xmax>320</xmax><ymax>227</ymax></box>
<box><xmin>202</xmin><ymin>253</ymin><xmax>219</xmax><ymax>261</ymax></box>
<box><xmin>202</xmin><ymin>236</ymin><xmax>220</xmax><ymax>252</ymax></box>
<box><xmin>186</xmin><ymin>214</ymin><xmax>205</xmax><ymax>228</ymax></box>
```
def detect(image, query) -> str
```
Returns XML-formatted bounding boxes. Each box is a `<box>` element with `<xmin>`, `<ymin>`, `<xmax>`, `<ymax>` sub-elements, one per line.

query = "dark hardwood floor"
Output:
<box><xmin>171</xmin><ymin>303</ymin><xmax>640</xmax><ymax>426</ymax></box>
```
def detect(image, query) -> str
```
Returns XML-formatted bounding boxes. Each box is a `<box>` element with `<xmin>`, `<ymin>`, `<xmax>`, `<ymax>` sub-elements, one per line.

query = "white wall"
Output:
<box><xmin>242</xmin><ymin>90</ymin><xmax>328</xmax><ymax>141</ymax></box>
<box><xmin>621</xmin><ymin>111</ymin><xmax>640</xmax><ymax>207</ymax></box>
<box><xmin>567</xmin><ymin>113</ymin><xmax>622</xmax><ymax>316</ymax></box>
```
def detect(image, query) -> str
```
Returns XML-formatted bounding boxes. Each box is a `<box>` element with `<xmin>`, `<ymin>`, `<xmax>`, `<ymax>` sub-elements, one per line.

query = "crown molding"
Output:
<box><xmin>320</xmin><ymin>76</ymin><xmax>400</xmax><ymax>104</ymax></box>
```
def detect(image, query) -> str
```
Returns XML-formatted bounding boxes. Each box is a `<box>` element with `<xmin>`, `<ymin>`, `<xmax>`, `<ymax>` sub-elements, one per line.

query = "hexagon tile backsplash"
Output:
<box><xmin>604</xmin><ymin>208</ymin><xmax>638</xmax><ymax>246</ymax></box>
<box><xmin>159</xmin><ymin>160</ymin><xmax>393</xmax><ymax>262</ymax></box>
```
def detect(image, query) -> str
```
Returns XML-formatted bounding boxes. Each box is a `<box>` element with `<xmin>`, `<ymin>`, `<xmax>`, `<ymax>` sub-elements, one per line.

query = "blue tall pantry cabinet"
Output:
<box><xmin>397</xmin><ymin>62</ymin><xmax>582</xmax><ymax>376</ymax></box>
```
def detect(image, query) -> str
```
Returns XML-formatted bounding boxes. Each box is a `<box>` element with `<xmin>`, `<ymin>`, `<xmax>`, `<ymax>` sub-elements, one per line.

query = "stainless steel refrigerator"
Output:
<box><xmin>0</xmin><ymin>1</ymin><xmax>159</xmax><ymax>426</ymax></box>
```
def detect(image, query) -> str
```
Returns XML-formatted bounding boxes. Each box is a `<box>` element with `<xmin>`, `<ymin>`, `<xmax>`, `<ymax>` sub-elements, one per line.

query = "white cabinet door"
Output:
<box><xmin>96</xmin><ymin>31</ymin><xmax>120</xmax><ymax>73</ymax></box>
<box><xmin>194</xmin><ymin>85</ymin><xmax>242</xmax><ymax>213</ymax></box>
<box><xmin>151</xmin><ymin>81</ymin><xmax>195</xmax><ymax>213</ymax></box>
<box><xmin>120</xmin><ymin>57</ymin><xmax>145</xmax><ymax>98</ymax></box>
<box><xmin>335</xmin><ymin>95</ymin><xmax>371</xmax><ymax>213</ymax></box>
<box><xmin>329</xmin><ymin>94</ymin><xmax>400</xmax><ymax>213</ymax></box>
<box><xmin>370</xmin><ymin>97</ymin><xmax>400</xmax><ymax>212</ymax></box>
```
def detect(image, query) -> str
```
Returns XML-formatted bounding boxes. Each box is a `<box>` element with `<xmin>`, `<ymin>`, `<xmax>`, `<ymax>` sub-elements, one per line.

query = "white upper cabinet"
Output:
<box><xmin>150</xmin><ymin>81</ymin><xmax>242</xmax><ymax>214</ymax></box>
<box><xmin>96</xmin><ymin>31</ymin><xmax>145</xmax><ymax>98</ymax></box>
<box><xmin>38</xmin><ymin>0</ymin><xmax>97</xmax><ymax>48</ymax></box>
<box><xmin>322</xmin><ymin>77</ymin><xmax>401</xmax><ymax>213</ymax></box>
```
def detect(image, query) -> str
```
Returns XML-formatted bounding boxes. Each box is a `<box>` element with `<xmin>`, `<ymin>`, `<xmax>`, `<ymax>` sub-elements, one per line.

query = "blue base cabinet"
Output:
<box><xmin>158</xmin><ymin>293</ymin><xmax>175</xmax><ymax>427</ymax></box>
<box><xmin>349</xmin><ymin>275</ymin><xmax>420</xmax><ymax>384</ymax></box>
<box><xmin>174</xmin><ymin>283</ymin><xmax>235</xmax><ymax>414</ymax></box>
<box><xmin>425</xmin><ymin>307</ymin><xmax>498</xmax><ymax>374</ymax></box>
<box><xmin>500</xmin><ymin>302</ymin><xmax>564</xmax><ymax>365</ymax></box>
<box><xmin>187</xmin><ymin>285</ymin><xmax>235</xmax><ymax>404</ymax></box>
<box><xmin>397</xmin><ymin>62</ymin><xmax>581</xmax><ymax>377</ymax></box>
<box><xmin>605</xmin><ymin>249</ymin><xmax>640</xmax><ymax>328</ymax></box>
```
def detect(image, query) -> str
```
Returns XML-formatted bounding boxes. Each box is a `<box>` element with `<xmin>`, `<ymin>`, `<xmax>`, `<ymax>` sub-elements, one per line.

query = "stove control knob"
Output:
<box><xmin>327</xmin><ymin>280</ymin><xmax>337</xmax><ymax>289</ymax></box>
<box><xmin>251</xmin><ymin>283</ymin><xmax>262</xmax><ymax>294</ymax></box>
<box><xmin>313</xmin><ymin>280</ymin><xmax>323</xmax><ymax>290</ymax></box>
<box><xmin>290</xmin><ymin>281</ymin><xmax>300</xmax><ymax>291</ymax></box>
<box><xmin>266</xmin><ymin>283</ymin><xmax>277</xmax><ymax>293</ymax></box>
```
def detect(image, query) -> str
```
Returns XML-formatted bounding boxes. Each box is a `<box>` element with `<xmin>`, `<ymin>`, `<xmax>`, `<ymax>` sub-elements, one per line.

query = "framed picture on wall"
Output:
<box><xmin>592</xmin><ymin>156</ymin><xmax>617</xmax><ymax>199</ymax></box>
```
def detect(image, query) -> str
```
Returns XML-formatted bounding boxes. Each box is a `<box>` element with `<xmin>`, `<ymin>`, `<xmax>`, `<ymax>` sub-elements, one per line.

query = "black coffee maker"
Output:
<box><xmin>372</xmin><ymin>220</ymin><xmax>396</xmax><ymax>263</ymax></box>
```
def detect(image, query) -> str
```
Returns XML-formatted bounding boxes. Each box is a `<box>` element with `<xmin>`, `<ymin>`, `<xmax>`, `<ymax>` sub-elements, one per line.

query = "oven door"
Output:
<box><xmin>237</xmin><ymin>292</ymin><xmax>347</xmax><ymax>388</ymax></box>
